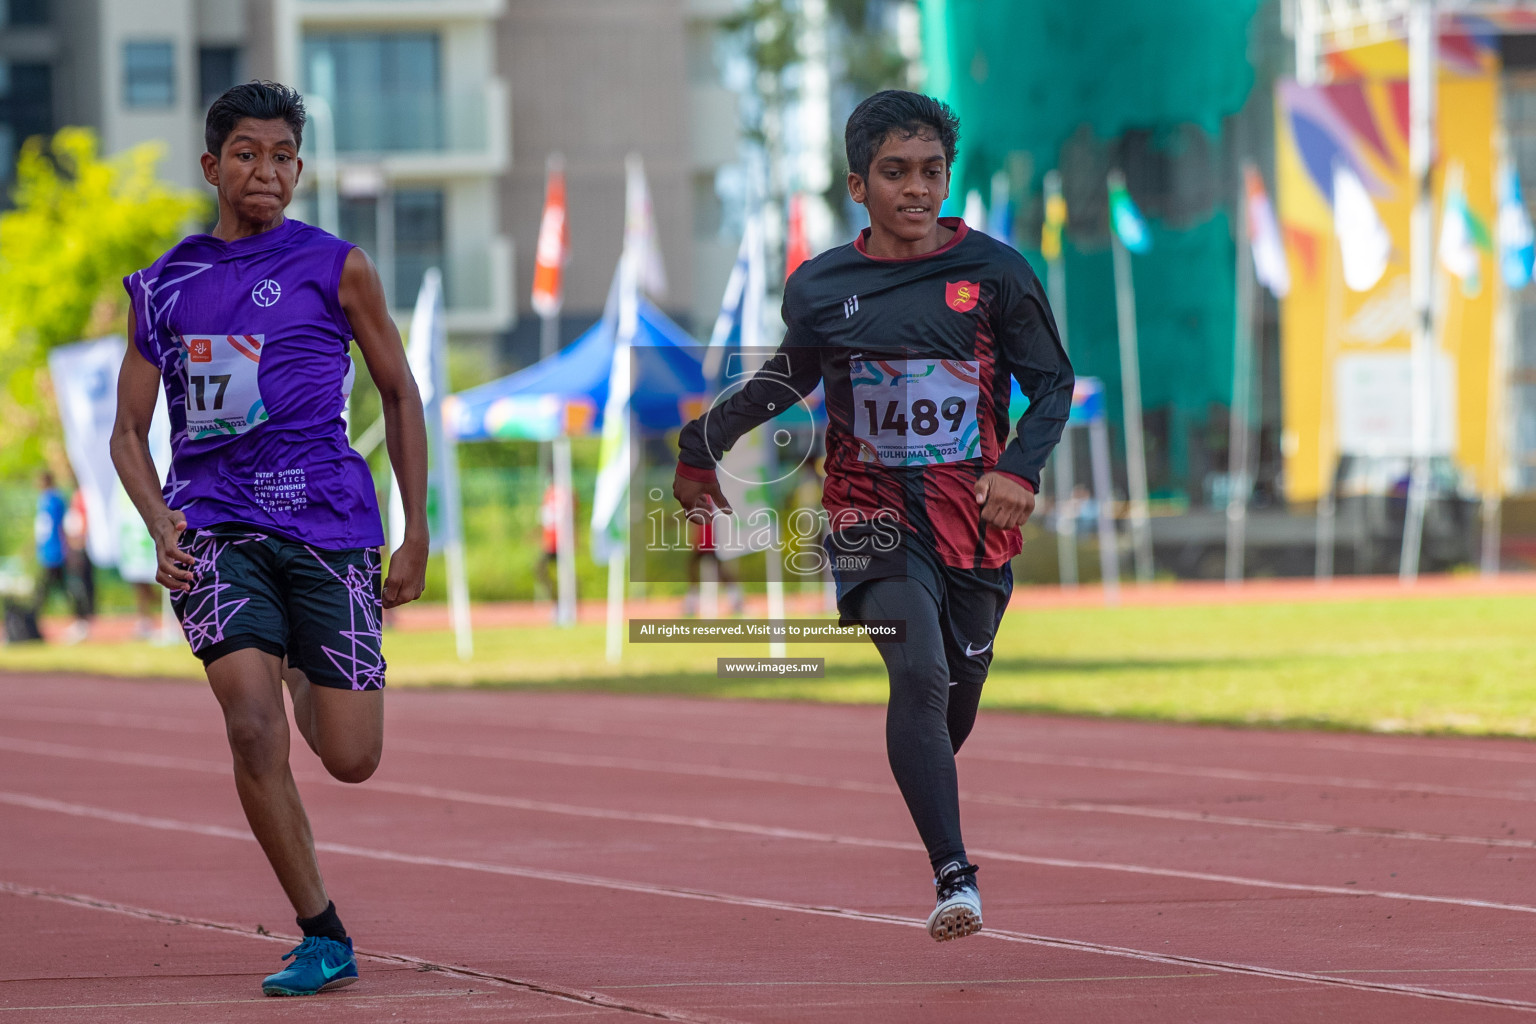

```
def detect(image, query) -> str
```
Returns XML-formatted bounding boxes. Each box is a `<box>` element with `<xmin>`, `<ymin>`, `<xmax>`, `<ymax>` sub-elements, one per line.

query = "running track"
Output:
<box><xmin>5</xmin><ymin>672</ymin><xmax>1536</xmax><ymax>1022</ymax></box>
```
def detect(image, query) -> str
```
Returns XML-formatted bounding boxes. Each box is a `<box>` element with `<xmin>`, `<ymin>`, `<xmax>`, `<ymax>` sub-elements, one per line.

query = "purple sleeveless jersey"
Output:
<box><xmin>124</xmin><ymin>218</ymin><xmax>385</xmax><ymax>550</ymax></box>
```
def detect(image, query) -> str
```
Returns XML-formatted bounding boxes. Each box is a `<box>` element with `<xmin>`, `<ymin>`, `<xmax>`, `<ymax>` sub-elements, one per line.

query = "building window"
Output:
<box><xmin>3</xmin><ymin>0</ymin><xmax>50</xmax><ymax>27</ymax></box>
<box><xmin>0</xmin><ymin>60</ymin><xmax>52</xmax><ymax>180</ymax></box>
<box><xmin>337</xmin><ymin>188</ymin><xmax>445</xmax><ymax>305</ymax></box>
<box><xmin>198</xmin><ymin>46</ymin><xmax>240</xmax><ymax>107</ymax></box>
<box><xmin>302</xmin><ymin>32</ymin><xmax>440</xmax><ymax>153</ymax></box>
<box><xmin>124</xmin><ymin>41</ymin><xmax>175</xmax><ymax>108</ymax></box>
<box><xmin>393</xmin><ymin>188</ymin><xmax>445</xmax><ymax>302</ymax></box>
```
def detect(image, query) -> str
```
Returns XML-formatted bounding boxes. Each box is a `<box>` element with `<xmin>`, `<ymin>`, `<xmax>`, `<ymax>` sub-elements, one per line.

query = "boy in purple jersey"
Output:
<box><xmin>674</xmin><ymin>91</ymin><xmax>1071</xmax><ymax>941</ymax></box>
<box><xmin>110</xmin><ymin>82</ymin><xmax>429</xmax><ymax>996</ymax></box>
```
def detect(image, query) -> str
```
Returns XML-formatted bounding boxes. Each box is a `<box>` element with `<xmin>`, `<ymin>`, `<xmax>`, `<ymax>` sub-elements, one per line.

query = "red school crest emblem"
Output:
<box><xmin>945</xmin><ymin>280</ymin><xmax>980</xmax><ymax>313</ymax></box>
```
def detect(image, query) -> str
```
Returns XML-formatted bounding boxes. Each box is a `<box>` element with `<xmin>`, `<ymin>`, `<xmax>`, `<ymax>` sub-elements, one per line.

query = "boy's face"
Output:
<box><xmin>200</xmin><ymin>117</ymin><xmax>302</xmax><ymax>224</ymax></box>
<box><xmin>847</xmin><ymin>130</ymin><xmax>950</xmax><ymax>244</ymax></box>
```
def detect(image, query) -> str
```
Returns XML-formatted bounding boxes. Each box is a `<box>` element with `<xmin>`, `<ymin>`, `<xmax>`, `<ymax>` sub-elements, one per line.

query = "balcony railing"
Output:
<box><xmin>322</xmin><ymin>85</ymin><xmax>499</xmax><ymax>158</ymax></box>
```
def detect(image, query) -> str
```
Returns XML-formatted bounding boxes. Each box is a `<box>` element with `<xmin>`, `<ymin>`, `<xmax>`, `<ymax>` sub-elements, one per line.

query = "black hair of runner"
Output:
<box><xmin>844</xmin><ymin>90</ymin><xmax>960</xmax><ymax>182</ymax></box>
<box><xmin>204</xmin><ymin>81</ymin><xmax>306</xmax><ymax>156</ymax></box>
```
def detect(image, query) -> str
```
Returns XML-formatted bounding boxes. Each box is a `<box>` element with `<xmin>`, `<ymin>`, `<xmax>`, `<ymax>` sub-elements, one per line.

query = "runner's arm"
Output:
<box><xmin>110</xmin><ymin>307</ymin><xmax>194</xmax><ymax>591</ymax></box>
<box><xmin>993</xmin><ymin>267</ymin><xmax>1073</xmax><ymax>492</ymax></box>
<box><xmin>673</xmin><ymin>341</ymin><xmax>823</xmax><ymax>514</ymax></box>
<box><xmin>341</xmin><ymin>247</ymin><xmax>429</xmax><ymax>608</ymax></box>
<box><xmin>976</xmin><ymin>265</ymin><xmax>1074</xmax><ymax>530</ymax></box>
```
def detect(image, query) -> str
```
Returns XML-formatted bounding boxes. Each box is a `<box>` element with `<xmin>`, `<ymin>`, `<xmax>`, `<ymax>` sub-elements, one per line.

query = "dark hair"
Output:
<box><xmin>844</xmin><ymin>90</ymin><xmax>960</xmax><ymax>181</ymax></box>
<box><xmin>204</xmin><ymin>81</ymin><xmax>306</xmax><ymax>156</ymax></box>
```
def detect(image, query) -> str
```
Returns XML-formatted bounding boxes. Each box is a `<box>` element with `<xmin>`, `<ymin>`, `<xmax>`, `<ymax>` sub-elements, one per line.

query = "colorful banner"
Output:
<box><xmin>1275</xmin><ymin>39</ymin><xmax>1499</xmax><ymax>499</ymax></box>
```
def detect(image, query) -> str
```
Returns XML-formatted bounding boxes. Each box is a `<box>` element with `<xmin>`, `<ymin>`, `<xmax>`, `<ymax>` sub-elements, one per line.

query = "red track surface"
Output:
<box><xmin>5</xmin><ymin>672</ymin><xmax>1536</xmax><ymax>1022</ymax></box>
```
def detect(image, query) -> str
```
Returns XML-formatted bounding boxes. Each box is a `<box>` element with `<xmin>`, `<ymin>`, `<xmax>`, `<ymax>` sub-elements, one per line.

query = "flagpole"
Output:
<box><xmin>1226</xmin><ymin>180</ymin><xmax>1255</xmax><ymax>585</ymax></box>
<box><xmin>1108</xmin><ymin>170</ymin><xmax>1153</xmax><ymax>583</ymax></box>
<box><xmin>1484</xmin><ymin>134</ymin><xmax>1514</xmax><ymax>577</ymax></box>
<box><xmin>1484</xmin><ymin>263</ymin><xmax>1509</xmax><ymax>576</ymax></box>
<box><xmin>1089</xmin><ymin>411</ymin><xmax>1121</xmax><ymax>604</ymax></box>
<box><xmin>1401</xmin><ymin>0</ymin><xmax>1437</xmax><ymax>583</ymax></box>
<box><xmin>1043</xmin><ymin>170</ymin><xmax>1078</xmax><ymax>587</ymax></box>
<box><xmin>1315</xmin><ymin>205</ymin><xmax>1344</xmax><ymax>583</ymax></box>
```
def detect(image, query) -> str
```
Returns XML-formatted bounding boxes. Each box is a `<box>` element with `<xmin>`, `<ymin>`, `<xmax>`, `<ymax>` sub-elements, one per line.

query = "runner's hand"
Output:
<box><xmin>673</xmin><ymin>470</ymin><xmax>732</xmax><ymax>515</ymax></box>
<box><xmin>383</xmin><ymin>534</ymin><xmax>428</xmax><ymax>609</ymax></box>
<box><xmin>152</xmin><ymin>509</ymin><xmax>194</xmax><ymax>592</ymax></box>
<box><xmin>975</xmin><ymin>473</ymin><xmax>1034</xmax><ymax>531</ymax></box>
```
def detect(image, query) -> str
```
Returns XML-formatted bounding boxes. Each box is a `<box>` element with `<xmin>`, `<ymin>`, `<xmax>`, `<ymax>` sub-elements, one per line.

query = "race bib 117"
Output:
<box><xmin>850</xmin><ymin>358</ymin><xmax>982</xmax><ymax>466</ymax></box>
<box><xmin>182</xmin><ymin>334</ymin><xmax>267</xmax><ymax>440</ymax></box>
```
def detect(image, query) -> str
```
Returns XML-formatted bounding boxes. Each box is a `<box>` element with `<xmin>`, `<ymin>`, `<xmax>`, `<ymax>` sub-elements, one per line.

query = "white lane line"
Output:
<box><xmin>969</xmin><ymin>749</ymin><xmax>1536</xmax><ymax>804</ymax></box>
<box><xmin>388</xmin><ymin>737</ymin><xmax>1536</xmax><ymax>852</ymax></box>
<box><xmin>0</xmin><ymin>706</ymin><xmax>208</xmax><ymax>734</ymax></box>
<box><xmin>0</xmin><ymin>735</ymin><xmax>228</xmax><ymax>774</ymax></box>
<box><xmin>1</xmin><ymin>803</ymin><xmax>1532</xmax><ymax>1014</ymax></box>
<box><xmin>6</xmin><ymin>739</ymin><xmax>1536</xmax><ymax>914</ymax></box>
<box><xmin>9</xmin><ymin>729</ymin><xmax>1534</xmax><ymax>862</ymax></box>
<box><xmin>17</xmin><ymin>701</ymin><xmax>1536</xmax><ymax>801</ymax></box>
<box><xmin>388</xmin><ymin>711</ymin><xmax>1536</xmax><ymax>804</ymax></box>
<box><xmin>0</xmin><ymin>881</ymin><xmax>736</xmax><ymax>1024</ymax></box>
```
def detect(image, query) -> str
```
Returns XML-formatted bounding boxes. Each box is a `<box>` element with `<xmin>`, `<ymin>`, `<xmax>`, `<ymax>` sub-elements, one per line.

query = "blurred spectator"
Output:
<box><xmin>63</xmin><ymin>487</ymin><xmax>96</xmax><ymax>642</ymax></box>
<box><xmin>683</xmin><ymin>510</ymin><xmax>742</xmax><ymax>616</ymax></box>
<box><xmin>33</xmin><ymin>470</ymin><xmax>90</xmax><ymax>642</ymax></box>
<box><xmin>534</xmin><ymin>481</ymin><xmax>569</xmax><ymax>604</ymax></box>
<box><xmin>114</xmin><ymin>484</ymin><xmax>164</xmax><ymax>639</ymax></box>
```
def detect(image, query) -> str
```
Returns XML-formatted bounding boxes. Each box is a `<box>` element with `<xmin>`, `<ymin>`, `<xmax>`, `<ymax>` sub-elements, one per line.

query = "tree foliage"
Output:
<box><xmin>0</xmin><ymin>128</ymin><xmax>206</xmax><ymax>480</ymax></box>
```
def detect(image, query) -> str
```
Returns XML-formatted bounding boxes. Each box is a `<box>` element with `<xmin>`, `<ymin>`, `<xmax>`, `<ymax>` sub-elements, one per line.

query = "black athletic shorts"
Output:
<box><xmin>826</xmin><ymin>528</ymin><xmax>1013</xmax><ymax>664</ymax></box>
<box><xmin>170</xmin><ymin>525</ymin><xmax>386</xmax><ymax>690</ymax></box>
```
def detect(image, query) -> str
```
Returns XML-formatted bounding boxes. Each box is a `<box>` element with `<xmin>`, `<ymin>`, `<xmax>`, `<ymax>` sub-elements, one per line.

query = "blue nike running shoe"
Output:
<box><xmin>261</xmin><ymin>936</ymin><xmax>358</xmax><ymax>996</ymax></box>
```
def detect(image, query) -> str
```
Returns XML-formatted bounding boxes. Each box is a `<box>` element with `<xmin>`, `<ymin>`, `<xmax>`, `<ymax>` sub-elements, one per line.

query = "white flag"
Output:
<box><xmin>1244</xmin><ymin>163</ymin><xmax>1290</xmax><ymax>298</ymax></box>
<box><xmin>389</xmin><ymin>268</ymin><xmax>458</xmax><ymax>555</ymax></box>
<box><xmin>1332</xmin><ymin>162</ymin><xmax>1391</xmax><ymax>292</ymax></box>
<box><xmin>591</xmin><ymin>154</ymin><xmax>663</xmax><ymax>565</ymax></box>
<box><xmin>963</xmin><ymin>189</ymin><xmax>987</xmax><ymax>232</ymax></box>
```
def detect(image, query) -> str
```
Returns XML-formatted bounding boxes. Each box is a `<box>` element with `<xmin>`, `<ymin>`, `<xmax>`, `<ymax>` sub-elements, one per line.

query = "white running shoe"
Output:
<box><xmin>926</xmin><ymin>861</ymin><xmax>982</xmax><ymax>941</ymax></box>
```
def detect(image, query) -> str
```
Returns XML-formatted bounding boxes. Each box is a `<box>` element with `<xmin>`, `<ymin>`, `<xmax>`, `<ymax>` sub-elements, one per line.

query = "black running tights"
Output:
<box><xmin>848</xmin><ymin>576</ymin><xmax>983</xmax><ymax>871</ymax></box>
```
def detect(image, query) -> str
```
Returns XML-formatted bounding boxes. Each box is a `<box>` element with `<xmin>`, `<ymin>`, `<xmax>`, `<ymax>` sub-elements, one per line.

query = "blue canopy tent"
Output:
<box><xmin>447</xmin><ymin>300</ymin><xmax>709</xmax><ymax>441</ymax></box>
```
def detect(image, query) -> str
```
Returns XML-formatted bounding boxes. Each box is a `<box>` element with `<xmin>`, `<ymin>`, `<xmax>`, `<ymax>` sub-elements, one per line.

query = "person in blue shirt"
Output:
<box><xmin>32</xmin><ymin>471</ymin><xmax>70</xmax><ymax>620</ymax></box>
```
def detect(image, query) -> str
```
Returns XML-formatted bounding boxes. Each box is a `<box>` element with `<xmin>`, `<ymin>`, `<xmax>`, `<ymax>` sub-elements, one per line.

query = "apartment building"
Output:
<box><xmin>263</xmin><ymin>0</ymin><xmax>513</xmax><ymax>341</ymax></box>
<box><xmin>3</xmin><ymin>0</ymin><xmax>750</xmax><ymax>359</ymax></box>
<box><xmin>0</xmin><ymin>0</ymin><xmax>245</xmax><ymax>191</ymax></box>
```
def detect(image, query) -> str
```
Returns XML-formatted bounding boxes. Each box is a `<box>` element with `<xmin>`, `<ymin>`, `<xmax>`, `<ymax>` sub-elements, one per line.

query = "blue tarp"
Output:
<box><xmin>448</xmin><ymin>300</ymin><xmax>707</xmax><ymax>441</ymax></box>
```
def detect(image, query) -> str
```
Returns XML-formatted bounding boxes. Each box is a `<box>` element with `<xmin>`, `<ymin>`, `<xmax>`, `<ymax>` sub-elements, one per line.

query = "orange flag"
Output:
<box><xmin>531</xmin><ymin>154</ymin><xmax>568</xmax><ymax>318</ymax></box>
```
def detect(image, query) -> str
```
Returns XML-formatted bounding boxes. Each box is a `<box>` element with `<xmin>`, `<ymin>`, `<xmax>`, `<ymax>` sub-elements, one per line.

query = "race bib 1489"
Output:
<box><xmin>181</xmin><ymin>334</ymin><xmax>267</xmax><ymax>440</ymax></box>
<box><xmin>850</xmin><ymin>358</ymin><xmax>982</xmax><ymax>467</ymax></box>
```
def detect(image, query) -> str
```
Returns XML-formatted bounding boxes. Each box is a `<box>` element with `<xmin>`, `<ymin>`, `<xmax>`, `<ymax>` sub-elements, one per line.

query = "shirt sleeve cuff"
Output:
<box><xmin>675</xmin><ymin>460</ymin><xmax>718</xmax><ymax>484</ymax></box>
<box><xmin>993</xmin><ymin>471</ymin><xmax>1036</xmax><ymax>494</ymax></box>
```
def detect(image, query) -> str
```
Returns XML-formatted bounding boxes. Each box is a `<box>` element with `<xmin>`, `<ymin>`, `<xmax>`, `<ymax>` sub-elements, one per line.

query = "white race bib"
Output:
<box><xmin>182</xmin><ymin>334</ymin><xmax>267</xmax><ymax>440</ymax></box>
<box><xmin>850</xmin><ymin>358</ymin><xmax>982</xmax><ymax>466</ymax></box>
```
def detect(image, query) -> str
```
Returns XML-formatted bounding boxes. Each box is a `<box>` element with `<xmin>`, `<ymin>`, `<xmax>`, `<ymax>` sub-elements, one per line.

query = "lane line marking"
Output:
<box><xmin>1</xmin><ymin>809</ymin><xmax>1532</xmax><ymax>1014</ymax></box>
<box><xmin>0</xmin><ymin>881</ymin><xmax>736</xmax><ymax>1023</ymax></box>
<box><xmin>383</xmin><ymin>711</ymin><xmax>1536</xmax><ymax>802</ymax></box>
<box><xmin>15</xmin><ymin>702</ymin><xmax>1536</xmax><ymax>799</ymax></box>
<box><xmin>6</xmin><ymin>740</ymin><xmax>1536</xmax><ymax>915</ymax></box>
<box><xmin>7</xmin><ymin>730</ymin><xmax>1536</xmax><ymax>858</ymax></box>
<box><xmin>387</xmin><ymin>737</ymin><xmax>1536</xmax><ymax>852</ymax></box>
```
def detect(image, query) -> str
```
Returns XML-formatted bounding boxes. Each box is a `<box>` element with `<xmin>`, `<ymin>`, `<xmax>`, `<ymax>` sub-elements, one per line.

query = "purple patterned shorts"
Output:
<box><xmin>170</xmin><ymin>526</ymin><xmax>386</xmax><ymax>690</ymax></box>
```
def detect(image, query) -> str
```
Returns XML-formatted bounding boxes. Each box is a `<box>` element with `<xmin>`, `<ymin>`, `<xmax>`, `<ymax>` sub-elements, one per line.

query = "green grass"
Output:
<box><xmin>7</xmin><ymin>595</ymin><xmax>1536</xmax><ymax>737</ymax></box>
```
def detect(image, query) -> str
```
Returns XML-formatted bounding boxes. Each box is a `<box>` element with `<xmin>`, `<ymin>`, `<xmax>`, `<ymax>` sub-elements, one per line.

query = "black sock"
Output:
<box><xmin>297</xmin><ymin>900</ymin><xmax>347</xmax><ymax>943</ymax></box>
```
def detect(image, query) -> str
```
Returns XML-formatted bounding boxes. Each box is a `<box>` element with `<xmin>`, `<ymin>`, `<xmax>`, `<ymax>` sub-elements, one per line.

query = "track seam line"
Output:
<box><xmin>0</xmin><ymin>881</ymin><xmax>737</xmax><ymax>1024</ymax></box>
